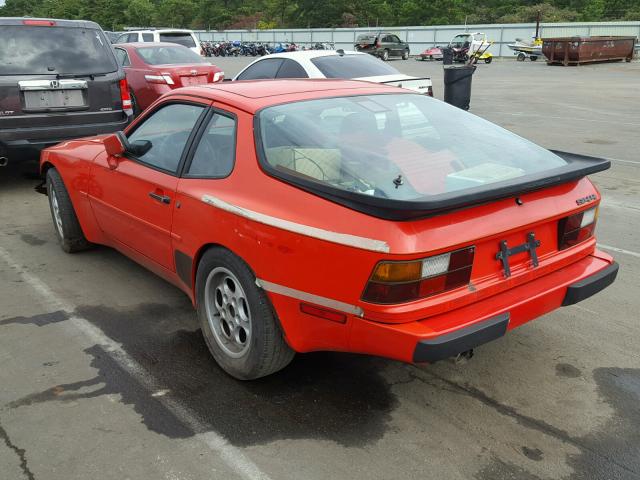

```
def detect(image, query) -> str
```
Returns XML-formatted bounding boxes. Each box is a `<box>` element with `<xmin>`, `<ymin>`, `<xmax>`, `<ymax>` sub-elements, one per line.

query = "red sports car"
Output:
<box><xmin>40</xmin><ymin>80</ymin><xmax>617</xmax><ymax>380</ymax></box>
<box><xmin>114</xmin><ymin>42</ymin><xmax>224</xmax><ymax>114</ymax></box>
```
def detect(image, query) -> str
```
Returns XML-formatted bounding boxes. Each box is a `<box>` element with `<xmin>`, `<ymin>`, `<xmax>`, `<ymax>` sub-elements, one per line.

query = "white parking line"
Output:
<box><xmin>0</xmin><ymin>245</ymin><xmax>271</xmax><ymax>480</ymax></box>
<box><xmin>597</xmin><ymin>243</ymin><xmax>640</xmax><ymax>259</ymax></box>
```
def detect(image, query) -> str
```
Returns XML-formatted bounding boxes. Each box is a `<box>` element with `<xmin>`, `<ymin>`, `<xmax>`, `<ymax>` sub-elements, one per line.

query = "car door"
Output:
<box><xmin>391</xmin><ymin>35</ymin><xmax>402</xmax><ymax>55</ymax></box>
<box><xmin>89</xmin><ymin>100</ymin><xmax>207</xmax><ymax>270</ymax></box>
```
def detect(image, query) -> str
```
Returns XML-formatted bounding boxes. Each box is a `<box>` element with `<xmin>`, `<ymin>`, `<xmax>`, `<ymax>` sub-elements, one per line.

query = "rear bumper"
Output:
<box><xmin>0</xmin><ymin>115</ymin><xmax>131</xmax><ymax>157</ymax></box>
<box><xmin>269</xmin><ymin>251</ymin><xmax>617</xmax><ymax>363</ymax></box>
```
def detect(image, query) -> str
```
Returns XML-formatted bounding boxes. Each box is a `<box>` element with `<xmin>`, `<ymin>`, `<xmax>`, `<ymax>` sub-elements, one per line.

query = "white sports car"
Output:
<box><xmin>233</xmin><ymin>50</ymin><xmax>433</xmax><ymax>96</ymax></box>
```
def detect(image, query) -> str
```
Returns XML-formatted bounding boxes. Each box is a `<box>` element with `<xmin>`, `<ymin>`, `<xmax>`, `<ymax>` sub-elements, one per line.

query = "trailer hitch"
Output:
<box><xmin>496</xmin><ymin>232</ymin><xmax>541</xmax><ymax>278</ymax></box>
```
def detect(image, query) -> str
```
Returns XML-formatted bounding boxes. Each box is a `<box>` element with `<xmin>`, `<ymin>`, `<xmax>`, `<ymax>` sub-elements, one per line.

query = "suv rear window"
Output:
<box><xmin>356</xmin><ymin>34</ymin><xmax>377</xmax><ymax>44</ymax></box>
<box><xmin>137</xmin><ymin>46</ymin><xmax>206</xmax><ymax>65</ymax></box>
<box><xmin>311</xmin><ymin>54</ymin><xmax>398</xmax><ymax>78</ymax></box>
<box><xmin>0</xmin><ymin>26</ymin><xmax>117</xmax><ymax>75</ymax></box>
<box><xmin>159</xmin><ymin>33</ymin><xmax>196</xmax><ymax>48</ymax></box>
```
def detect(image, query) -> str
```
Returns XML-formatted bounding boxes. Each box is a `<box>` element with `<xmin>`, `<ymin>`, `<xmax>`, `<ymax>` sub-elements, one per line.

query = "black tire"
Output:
<box><xmin>530</xmin><ymin>55</ymin><xmax>538</xmax><ymax>61</ymax></box>
<box><xmin>129</xmin><ymin>89</ymin><xmax>141</xmax><ymax>117</ymax></box>
<box><xmin>402</xmin><ymin>49</ymin><xmax>409</xmax><ymax>60</ymax></box>
<box><xmin>517</xmin><ymin>52</ymin><xmax>526</xmax><ymax>62</ymax></box>
<box><xmin>381</xmin><ymin>49</ymin><xmax>389</xmax><ymax>61</ymax></box>
<box><xmin>196</xmin><ymin>247</ymin><xmax>294</xmax><ymax>380</ymax></box>
<box><xmin>46</xmin><ymin>168</ymin><xmax>91</xmax><ymax>253</ymax></box>
<box><xmin>484</xmin><ymin>56</ymin><xmax>493</xmax><ymax>64</ymax></box>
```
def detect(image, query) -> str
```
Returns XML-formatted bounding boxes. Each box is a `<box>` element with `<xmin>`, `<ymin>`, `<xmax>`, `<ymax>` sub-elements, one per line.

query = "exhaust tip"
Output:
<box><xmin>0</xmin><ymin>157</ymin><xmax>8</xmax><ymax>167</ymax></box>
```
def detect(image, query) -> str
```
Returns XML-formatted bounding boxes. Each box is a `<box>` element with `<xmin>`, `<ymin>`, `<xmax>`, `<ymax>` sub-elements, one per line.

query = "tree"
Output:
<box><xmin>126</xmin><ymin>0</ymin><xmax>155</xmax><ymax>28</ymax></box>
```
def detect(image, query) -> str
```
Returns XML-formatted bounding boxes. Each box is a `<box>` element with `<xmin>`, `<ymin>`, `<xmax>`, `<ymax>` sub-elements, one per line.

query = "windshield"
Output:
<box><xmin>450</xmin><ymin>34</ymin><xmax>471</xmax><ymax>48</ymax></box>
<box><xmin>137</xmin><ymin>46</ymin><xmax>206</xmax><ymax>65</ymax></box>
<box><xmin>159</xmin><ymin>33</ymin><xmax>196</xmax><ymax>48</ymax></box>
<box><xmin>311</xmin><ymin>54</ymin><xmax>398</xmax><ymax>78</ymax></box>
<box><xmin>258</xmin><ymin>94</ymin><xmax>567</xmax><ymax>202</ymax></box>
<box><xmin>0</xmin><ymin>26</ymin><xmax>117</xmax><ymax>75</ymax></box>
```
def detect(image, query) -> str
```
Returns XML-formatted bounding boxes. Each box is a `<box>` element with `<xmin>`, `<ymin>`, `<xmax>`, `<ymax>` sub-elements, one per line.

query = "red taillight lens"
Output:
<box><xmin>426</xmin><ymin>86</ymin><xmax>434</xmax><ymax>97</ymax></box>
<box><xmin>119</xmin><ymin>78</ymin><xmax>133</xmax><ymax>114</ymax></box>
<box><xmin>23</xmin><ymin>20</ymin><xmax>56</xmax><ymax>26</ymax></box>
<box><xmin>558</xmin><ymin>206</ymin><xmax>598</xmax><ymax>250</ymax></box>
<box><xmin>362</xmin><ymin>246</ymin><xmax>475</xmax><ymax>304</ymax></box>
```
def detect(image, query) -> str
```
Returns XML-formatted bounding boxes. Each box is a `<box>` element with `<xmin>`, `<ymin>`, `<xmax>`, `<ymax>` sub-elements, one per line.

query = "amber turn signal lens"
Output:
<box><xmin>371</xmin><ymin>261</ymin><xmax>422</xmax><ymax>283</ymax></box>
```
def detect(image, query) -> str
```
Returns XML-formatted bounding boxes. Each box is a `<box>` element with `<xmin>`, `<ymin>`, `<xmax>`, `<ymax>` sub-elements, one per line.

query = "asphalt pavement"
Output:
<box><xmin>1</xmin><ymin>57</ymin><xmax>639</xmax><ymax>480</ymax></box>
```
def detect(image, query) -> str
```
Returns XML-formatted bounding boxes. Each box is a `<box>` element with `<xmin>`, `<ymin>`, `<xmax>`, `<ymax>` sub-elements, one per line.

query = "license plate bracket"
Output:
<box><xmin>495</xmin><ymin>232</ymin><xmax>541</xmax><ymax>278</ymax></box>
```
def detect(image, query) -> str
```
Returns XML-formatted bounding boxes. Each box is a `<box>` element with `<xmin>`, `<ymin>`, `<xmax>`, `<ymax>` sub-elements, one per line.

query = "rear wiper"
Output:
<box><xmin>55</xmin><ymin>73</ymin><xmax>106</xmax><ymax>80</ymax></box>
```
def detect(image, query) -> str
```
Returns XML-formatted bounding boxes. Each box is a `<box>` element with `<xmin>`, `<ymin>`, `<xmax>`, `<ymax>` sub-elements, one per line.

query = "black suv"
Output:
<box><xmin>0</xmin><ymin>18</ymin><xmax>132</xmax><ymax>165</ymax></box>
<box><xmin>355</xmin><ymin>32</ymin><xmax>410</xmax><ymax>61</ymax></box>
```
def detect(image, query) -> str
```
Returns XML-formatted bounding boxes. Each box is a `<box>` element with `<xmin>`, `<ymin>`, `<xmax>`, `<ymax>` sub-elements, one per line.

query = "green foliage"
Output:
<box><xmin>0</xmin><ymin>0</ymin><xmax>637</xmax><ymax>29</ymax></box>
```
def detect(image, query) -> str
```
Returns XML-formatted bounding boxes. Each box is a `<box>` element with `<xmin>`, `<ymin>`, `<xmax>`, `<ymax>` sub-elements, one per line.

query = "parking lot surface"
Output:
<box><xmin>1</xmin><ymin>58</ymin><xmax>639</xmax><ymax>480</ymax></box>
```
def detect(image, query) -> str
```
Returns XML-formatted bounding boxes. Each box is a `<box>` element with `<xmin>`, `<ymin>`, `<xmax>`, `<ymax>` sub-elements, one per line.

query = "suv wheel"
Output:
<box><xmin>402</xmin><ymin>49</ymin><xmax>409</xmax><ymax>60</ymax></box>
<box><xmin>381</xmin><ymin>49</ymin><xmax>390</xmax><ymax>61</ymax></box>
<box><xmin>196</xmin><ymin>248</ymin><xmax>295</xmax><ymax>380</ymax></box>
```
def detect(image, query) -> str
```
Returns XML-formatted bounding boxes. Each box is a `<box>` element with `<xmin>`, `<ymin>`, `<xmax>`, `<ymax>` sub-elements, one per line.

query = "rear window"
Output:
<box><xmin>257</xmin><ymin>94</ymin><xmax>568</xmax><ymax>202</ymax></box>
<box><xmin>311</xmin><ymin>54</ymin><xmax>398</xmax><ymax>78</ymax></box>
<box><xmin>136</xmin><ymin>46</ymin><xmax>206</xmax><ymax>65</ymax></box>
<box><xmin>356</xmin><ymin>34</ymin><xmax>377</xmax><ymax>44</ymax></box>
<box><xmin>159</xmin><ymin>33</ymin><xmax>196</xmax><ymax>48</ymax></box>
<box><xmin>0</xmin><ymin>26</ymin><xmax>118</xmax><ymax>75</ymax></box>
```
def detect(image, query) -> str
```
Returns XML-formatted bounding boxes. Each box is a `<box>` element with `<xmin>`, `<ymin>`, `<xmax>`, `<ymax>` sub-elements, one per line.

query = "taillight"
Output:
<box><xmin>426</xmin><ymin>86</ymin><xmax>433</xmax><ymax>97</ymax></box>
<box><xmin>23</xmin><ymin>19</ymin><xmax>56</xmax><ymax>26</ymax></box>
<box><xmin>119</xmin><ymin>78</ymin><xmax>133</xmax><ymax>115</ymax></box>
<box><xmin>376</xmin><ymin>39</ymin><xmax>381</xmax><ymax>48</ymax></box>
<box><xmin>362</xmin><ymin>246</ymin><xmax>475</xmax><ymax>304</ymax></box>
<box><xmin>213</xmin><ymin>71</ymin><xmax>224</xmax><ymax>82</ymax></box>
<box><xmin>558</xmin><ymin>206</ymin><xmax>598</xmax><ymax>250</ymax></box>
<box><xmin>144</xmin><ymin>73</ymin><xmax>175</xmax><ymax>85</ymax></box>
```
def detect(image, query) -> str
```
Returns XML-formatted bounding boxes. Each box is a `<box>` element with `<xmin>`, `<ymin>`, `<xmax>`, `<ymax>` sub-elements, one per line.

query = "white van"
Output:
<box><xmin>115</xmin><ymin>29</ymin><xmax>201</xmax><ymax>56</ymax></box>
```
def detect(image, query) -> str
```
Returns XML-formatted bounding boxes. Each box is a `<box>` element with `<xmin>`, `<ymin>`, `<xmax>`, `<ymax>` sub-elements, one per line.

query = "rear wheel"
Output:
<box><xmin>517</xmin><ymin>52</ymin><xmax>526</xmax><ymax>61</ymax></box>
<box><xmin>484</xmin><ymin>56</ymin><xmax>493</xmax><ymax>64</ymax></box>
<box><xmin>402</xmin><ymin>49</ymin><xmax>409</xmax><ymax>60</ymax></box>
<box><xmin>381</xmin><ymin>49</ymin><xmax>390</xmax><ymax>61</ymax></box>
<box><xmin>530</xmin><ymin>55</ymin><xmax>538</xmax><ymax>61</ymax></box>
<box><xmin>46</xmin><ymin>168</ymin><xmax>91</xmax><ymax>253</ymax></box>
<box><xmin>196</xmin><ymin>248</ymin><xmax>294</xmax><ymax>380</ymax></box>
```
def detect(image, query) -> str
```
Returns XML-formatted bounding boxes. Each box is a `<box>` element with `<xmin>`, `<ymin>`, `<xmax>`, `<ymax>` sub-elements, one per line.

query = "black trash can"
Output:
<box><xmin>441</xmin><ymin>47</ymin><xmax>454</xmax><ymax>65</ymax></box>
<box><xmin>443</xmin><ymin>64</ymin><xmax>476</xmax><ymax>111</ymax></box>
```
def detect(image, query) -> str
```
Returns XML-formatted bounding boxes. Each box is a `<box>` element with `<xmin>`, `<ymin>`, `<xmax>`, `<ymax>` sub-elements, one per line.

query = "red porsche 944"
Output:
<box><xmin>40</xmin><ymin>80</ymin><xmax>617</xmax><ymax>379</ymax></box>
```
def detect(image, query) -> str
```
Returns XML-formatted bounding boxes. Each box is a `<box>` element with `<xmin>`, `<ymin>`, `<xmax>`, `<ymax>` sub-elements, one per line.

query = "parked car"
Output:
<box><xmin>115</xmin><ymin>29</ymin><xmax>202</xmax><ymax>56</ymax></box>
<box><xmin>355</xmin><ymin>32</ymin><xmax>410</xmax><ymax>61</ymax></box>
<box><xmin>40</xmin><ymin>80</ymin><xmax>617</xmax><ymax>380</ymax></box>
<box><xmin>104</xmin><ymin>30</ymin><xmax>121</xmax><ymax>43</ymax></box>
<box><xmin>114</xmin><ymin>43</ymin><xmax>224</xmax><ymax>114</ymax></box>
<box><xmin>418</xmin><ymin>46</ymin><xmax>444</xmax><ymax>61</ymax></box>
<box><xmin>234</xmin><ymin>50</ymin><xmax>432</xmax><ymax>96</ymax></box>
<box><xmin>0</xmin><ymin>18</ymin><xmax>132</xmax><ymax>166</ymax></box>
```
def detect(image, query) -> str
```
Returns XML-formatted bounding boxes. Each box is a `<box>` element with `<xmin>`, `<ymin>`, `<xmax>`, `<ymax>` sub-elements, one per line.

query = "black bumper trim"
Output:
<box><xmin>562</xmin><ymin>262</ymin><xmax>618</xmax><ymax>306</ymax></box>
<box><xmin>413</xmin><ymin>313</ymin><xmax>510</xmax><ymax>363</ymax></box>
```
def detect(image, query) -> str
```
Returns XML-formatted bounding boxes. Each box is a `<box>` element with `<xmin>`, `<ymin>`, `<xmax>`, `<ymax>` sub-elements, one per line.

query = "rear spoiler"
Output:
<box><xmin>256</xmin><ymin>148</ymin><xmax>610</xmax><ymax>221</ymax></box>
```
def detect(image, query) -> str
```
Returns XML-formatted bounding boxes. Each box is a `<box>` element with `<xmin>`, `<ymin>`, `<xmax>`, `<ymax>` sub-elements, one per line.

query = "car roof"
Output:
<box><xmin>115</xmin><ymin>42</ymin><xmax>192</xmax><ymax>49</ymax></box>
<box><xmin>263</xmin><ymin>50</ymin><xmax>366</xmax><ymax>60</ymax></box>
<box><xmin>173</xmin><ymin>79</ymin><xmax>409</xmax><ymax>113</ymax></box>
<box><xmin>126</xmin><ymin>29</ymin><xmax>195</xmax><ymax>34</ymax></box>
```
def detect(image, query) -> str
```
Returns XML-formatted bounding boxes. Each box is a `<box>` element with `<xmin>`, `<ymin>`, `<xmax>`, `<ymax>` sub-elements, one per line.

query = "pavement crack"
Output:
<box><xmin>411</xmin><ymin>368</ymin><xmax>640</xmax><ymax>478</ymax></box>
<box><xmin>0</xmin><ymin>419</ymin><xmax>35</xmax><ymax>480</ymax></box>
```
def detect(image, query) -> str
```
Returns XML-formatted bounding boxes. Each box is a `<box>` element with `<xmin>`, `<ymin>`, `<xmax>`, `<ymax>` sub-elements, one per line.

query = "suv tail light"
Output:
<box><xmin>558</xmin><ymin>206</ymin><xmax>598</xmax><ymax>250</ymax></box>
<box><xmin>375</xmin><ymin>38</ymin><xmax>381</xmax><ymax>48</ymax></box>
<box><xmin>426</xmin><ymin>86</ymin><xmax>433</xmax><ymax>97</ymax></box>
<box><xmin>119</xmin><ymin>78</ymin><xmax>133</xmax><ymax>115</ymax></box>
<box><xmin>362</xmin><ymin>246</ymin><xmax>475</xmax><ymax>304</ymax></box>
<box><xmin>144</xmin><ymin>73</ymin><xmax>175</xmax><ymax>85</ymax></box>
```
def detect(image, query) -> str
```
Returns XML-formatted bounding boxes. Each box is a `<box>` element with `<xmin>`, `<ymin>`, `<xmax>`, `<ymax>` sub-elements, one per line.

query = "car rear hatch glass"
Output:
<box><xmin>255</xmin><ymin>93</ymin><xmax>609</xmax><ymax>220</ymax></box>
<box><xmin>159</xmin><ymin>32</ymin><xmax>196</xmax><ymax>48</ymax></box>
<box><xmin>137</xmin><ymin>45</ymin><xmax>210</xmax><ymax>86</ymax></box>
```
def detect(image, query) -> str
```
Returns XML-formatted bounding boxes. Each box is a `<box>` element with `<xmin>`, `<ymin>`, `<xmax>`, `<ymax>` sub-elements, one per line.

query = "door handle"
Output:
<box><xmin>149</xmin><ymin>192</ymin><xmax>171</xmax><ymax>204</ymax></box>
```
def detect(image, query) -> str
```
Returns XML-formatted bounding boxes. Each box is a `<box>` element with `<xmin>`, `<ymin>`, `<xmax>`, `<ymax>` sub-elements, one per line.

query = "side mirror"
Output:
<box><xmin>129</xmin><ymin>140</ymin><xmax>152</xmax><ymax>156</ymax></box>
<box><xmin>104</xmin><ymin>133</ymin><xmax>125</xmax><ymax>157</ymax></box>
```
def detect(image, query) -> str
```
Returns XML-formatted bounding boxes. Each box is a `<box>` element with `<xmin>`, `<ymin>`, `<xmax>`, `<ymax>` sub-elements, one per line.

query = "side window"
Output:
<box><xmin>142</xmin><ymin>33</ymin><xmax>154</xmax><ymax>42</ymax></box>
<box><xmin>276</xmin><ymin>59</ymin><xmax>308</xmax><ymax>79</ymax></box>
<box><xmin>116</xmin><ymin>34</ymin><xmax>128</xmax><ymax>44</ymax></box>
<box><xmin>236</xmin><ymin>59</ymin><xmax>283</xmax><ymax>80</ymax></box>
<box><xmin>127</xmin><ymin>33</ymin><xmax>138</xmax><ymax>42</ymax></box>
<box><xmin>186</xmin><ymin>112</ymin><xmax>236</xmax><ymax>178</ymax></box>
<box><xmin>114</xmin><ymin>48</ymin><xmax>130</xmax><ymax>67</ymax></box>
<box><xmin>382</xmin><ymin>35</ymin><xmax>392</xmax><ymax>43</ymax></box>
<box><xmin>127</xmin><ymin>103</ymin><xmax>204</xmax><ymax>173</ymax></box>
<box><xmin>392</xmin><ymin>35</ymin><xmax>401</xmax><ymax>44</ymax></box>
